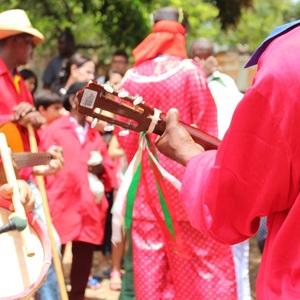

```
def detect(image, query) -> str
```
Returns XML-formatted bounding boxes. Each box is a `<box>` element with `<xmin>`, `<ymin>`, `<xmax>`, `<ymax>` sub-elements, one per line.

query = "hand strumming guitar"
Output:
<box><xmin>0</xmin><ymin>180</ymin><xmax>35</xmax><ymax>212</ymax></box>
<box><xmin>155</xmin><ymin>108</ymin><xmax>204</xmax><ymax>166</ymax></box>
<box><xmin>12</xmin><ymin>102</ymin><xmax>46</xmax><ymax>129</ymax></box>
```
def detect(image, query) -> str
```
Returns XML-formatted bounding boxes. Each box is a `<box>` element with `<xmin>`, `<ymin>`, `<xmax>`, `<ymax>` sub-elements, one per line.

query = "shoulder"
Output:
<box><xmin>42</xmin><ymin>116</ymin><xmax>69</xmax><ymax>133</ymax></box>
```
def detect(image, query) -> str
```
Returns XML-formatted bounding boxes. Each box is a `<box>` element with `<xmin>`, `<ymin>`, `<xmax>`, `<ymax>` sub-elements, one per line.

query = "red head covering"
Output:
<box><xmin>132</xmin><ymin>20</ymin><xmax>187</xmax><ymax>66</ymax></box>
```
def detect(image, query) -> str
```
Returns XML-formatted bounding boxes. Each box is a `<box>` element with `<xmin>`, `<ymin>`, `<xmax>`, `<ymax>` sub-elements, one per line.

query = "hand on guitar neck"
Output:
<box><xmin>0</xmin><ymin>122</ymin><xmax>64</xmax><ymax>183</ymax></box>
<box><xmin>12</xmin><ymin>102</ymin><xmax>46</xmax><ymax>129</ymax></box>
<box><xmin>76</xmin><ymin>80</ymin><xmax>220</xmax><ymax>151</ymax></box>
<box><xmin>155</xmin><ymin>108</ymin><xmax>205</xmax><ymax>166</ymax></box>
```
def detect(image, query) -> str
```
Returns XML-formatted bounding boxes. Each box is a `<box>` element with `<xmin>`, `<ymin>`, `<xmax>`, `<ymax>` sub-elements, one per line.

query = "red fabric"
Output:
<box><xmin>0</xmin><ymin>58</ymin><xmax>37</xmax><ymax>180</ymax></box>
<box><xmin>0</xmin><ymin>59</ymin><xmax>33</xmax><ymax>114</ymax></box>
<box><xmin>133</xmin><ymin>20</ymin><xmax>187</xmax><ymax>66</ymax></box>
<box><xmin>38</xmin><ymin>116</ymin><xmax>112</xmax><ymax>245</ymax></box>
<box><xmin>0</xmin><ymin>58</ymin><xmax>34</xmax><ymax>152</ymax></box>
<box><xmin>181</xmin><ymin>26</ymin><xmax>300</xmax><ymax>299</ymax></box>
<box><xmin>117</xmin><ymin>57</ymin><xmax>235</xmax><ymax>299</ymax></box>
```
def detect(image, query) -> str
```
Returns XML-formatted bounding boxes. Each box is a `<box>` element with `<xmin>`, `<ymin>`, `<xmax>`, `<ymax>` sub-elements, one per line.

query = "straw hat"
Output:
<box><xmin>0</xmin><ymin>9</ymin><xmax>44</xmax><ymax>45</ymax></box>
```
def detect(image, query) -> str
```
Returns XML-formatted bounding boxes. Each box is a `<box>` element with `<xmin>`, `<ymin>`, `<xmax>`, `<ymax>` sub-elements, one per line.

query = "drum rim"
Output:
<box><xmin>0</xmin><ymin>198</ymin><xmax>52</xmax><ymax>299</ymax></box>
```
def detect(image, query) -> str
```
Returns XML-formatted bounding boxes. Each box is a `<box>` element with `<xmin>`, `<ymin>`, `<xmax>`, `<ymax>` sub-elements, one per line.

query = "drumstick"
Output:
<box><xmin>27</xmin><ymin>124</ymin><xmax>69</xmax><ymax>300</ymax></box>
<box><xmin>0</xmin><ymin>133</ymin><xmax>35</xmax><ymax>257</ymax></box>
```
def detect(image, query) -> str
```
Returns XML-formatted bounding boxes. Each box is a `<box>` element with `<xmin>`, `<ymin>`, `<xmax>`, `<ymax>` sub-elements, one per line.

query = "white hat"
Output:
<box><xmin>0</xmin><ymin>9</ymin><xmax>44</xmax><ymax>45</ymax></box>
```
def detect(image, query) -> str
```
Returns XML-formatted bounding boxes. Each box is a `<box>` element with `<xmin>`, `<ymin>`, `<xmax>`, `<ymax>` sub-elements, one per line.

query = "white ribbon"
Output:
<box><xmin>111</xmin><ymin>132</ymin><xmax>182</xmax><ymax>243</ymax></box>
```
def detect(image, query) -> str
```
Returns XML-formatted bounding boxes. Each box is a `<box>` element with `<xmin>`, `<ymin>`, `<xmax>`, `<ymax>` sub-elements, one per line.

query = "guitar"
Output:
<box><xmin>0</xmin><ymin>122</ymin><xmax>52</xmax><ymax>184</ymax></box>
<box><xmin>76</xmin><ymin>80</ymin><xmax>220</xmax><ymax>150</ymax></box>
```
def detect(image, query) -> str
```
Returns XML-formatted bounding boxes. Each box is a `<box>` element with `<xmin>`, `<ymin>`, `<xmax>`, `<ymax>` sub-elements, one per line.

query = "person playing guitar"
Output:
<box><xmin>0</xmin><ymin>9</ymin><xmax>63</xmax><ymax>300</ymax></box>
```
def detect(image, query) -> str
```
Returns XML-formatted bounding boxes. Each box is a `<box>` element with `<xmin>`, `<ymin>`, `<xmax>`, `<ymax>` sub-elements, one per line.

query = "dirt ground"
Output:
<box><xmin>55</xmin><ymin>235</ymin><xmax>262</xmax><ymax>300</ymax></box>
<box><xmin>249</xmin><ymin>236</ymin><xmax>262</xmax><ymax>300</ymax></box>
<box><xmin>61</xmin><ymin>236</ymin><xmax>262</xmax><ymax>300</ymax></box>
<box><xmin>63</xmin><ymin>243</ymin><xmax>120</xmax><ymax>300</ymax></box>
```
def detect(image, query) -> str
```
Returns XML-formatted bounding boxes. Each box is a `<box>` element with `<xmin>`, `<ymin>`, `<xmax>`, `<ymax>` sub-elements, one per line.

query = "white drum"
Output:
<box><xmin>0</xmin><ymin>199</ymin><xmax>51</xmax><ymax>300</ymax></box>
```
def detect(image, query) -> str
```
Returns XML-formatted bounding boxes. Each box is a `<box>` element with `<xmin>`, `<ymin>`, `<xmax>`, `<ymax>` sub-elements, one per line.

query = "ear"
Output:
<box><xmin>38</xmin><ymin>106</ymin><xmax>46</xmax><ymax>114</ymax></box>
<box><xmin>69</xmin><ymin>94</ymin><xmax>77</xmax><ymax>109</ymax></box>
<box><xmin>70</xmin><ymin>64</ymin><xmax>77</xmax><ymax>77</ymax></box>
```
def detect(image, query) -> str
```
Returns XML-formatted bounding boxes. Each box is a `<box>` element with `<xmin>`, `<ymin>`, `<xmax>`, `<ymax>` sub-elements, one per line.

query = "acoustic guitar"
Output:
<box><xmin>0</xmin><ymin>122</ymin><xmax>51</xmax><ymax>184</ymax></box>
<box><xmin>76</xmin><ymin>80</ymin><xmax>220</xmax><ymax>151</ymax></box>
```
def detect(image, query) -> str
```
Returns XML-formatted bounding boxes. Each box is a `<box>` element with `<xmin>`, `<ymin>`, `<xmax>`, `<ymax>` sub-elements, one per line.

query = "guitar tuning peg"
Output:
<box><xmin>133</xmin><ymin>95</ymin><xmax>144</xmax><ymax>106</ymax></box>
<box><xmin>119</xmin><ymin>128</ymin><xmax>129</xmax><ymax>136</ymax></box>
<box><xmin>118</xmin><ymin>89</ymin><xmax>129</xmax><ymax>98</ymax></box>
<box><xmin>104</xmin><ymin>123</ymin><xmax>115</xmax><ymax>132</ymax></box>
<box><xmin>91</xmin><ymin>118</ymin><xmax>98</xmax><ymax>128</ymax></box>
<box><xmin>103</xmin><ymin>82</ymin><xmax>114</xmax><ymax>93</ymax></box>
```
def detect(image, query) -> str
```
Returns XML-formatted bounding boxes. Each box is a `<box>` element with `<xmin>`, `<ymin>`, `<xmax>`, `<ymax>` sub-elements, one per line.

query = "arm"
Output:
<box><xmin>156</xmin><ymin>87</ymin><xmax>295</xmax><ymax>245</ymax></box>
<box><xmin>155</xmin><ymin>108</ymin><xmax>203</xmax><ymax>166</ymax></box>
<box><xmin>108</xmin><ymin>134</ymin><xmax>125</xmax><ymax>159</ymax></box>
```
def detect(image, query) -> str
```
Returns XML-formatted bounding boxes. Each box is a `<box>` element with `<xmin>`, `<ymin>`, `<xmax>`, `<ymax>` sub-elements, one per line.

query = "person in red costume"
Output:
<box><xmin>0</xmin><ymin>9</ymin><xmax>63</xmax><ymax>180</ymax></box>
<box><xmin>0</xmin><ymin>9</ymin><xmax>63</xmax><ymax>300</ymax></box>
<box><xmin>115</xmin><ymin>6</ymin><xmax>237</xmax><ymax>300</ymax></box>
<box><xmin>38</xmin><ymin>81</ymin><xmax>114</xmax><ymax>300</ymax></box>
<box><xmin>156</xmin><ymin>20</ymin><xmax>300</xmax><ymax>300</ymax></box>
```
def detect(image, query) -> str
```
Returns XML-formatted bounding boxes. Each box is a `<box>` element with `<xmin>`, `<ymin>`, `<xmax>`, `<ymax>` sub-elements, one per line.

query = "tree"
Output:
<box><xmin>0</xmin><ymin>0</ymin><xmax>294</xmax><ymax>59</ymax></box>
<box><xmin>0</xmin><ymin>0</ymin><xmax>154</xmax><ymax>60</ymax></box>
<box><xmin>160</xmin><ymin>0</ymin><xmax>293</xmax><ymax>52</ymax></box>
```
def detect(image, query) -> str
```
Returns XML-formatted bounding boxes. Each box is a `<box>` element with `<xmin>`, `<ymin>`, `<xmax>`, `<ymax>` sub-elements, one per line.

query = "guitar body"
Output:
<box><xmin>0</xmin><ymin>122</ymin><xmax>22</xmax><ymax>184</ymax></box>
<box><xmin>0</xmin><ymin>122</ymin><xmax>51</xmax><ymax>184</ymax></box>
<box><xmin>0</xmin><ymin>122</ymin><xmax>24</xmax><ymax>152</ymax></box>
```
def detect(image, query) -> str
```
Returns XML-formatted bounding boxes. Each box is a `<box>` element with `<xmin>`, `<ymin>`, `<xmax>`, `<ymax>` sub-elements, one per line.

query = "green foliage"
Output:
<box><xmin>285</xmin><ymin>0</ymin><xmax>300</xmax><ymax>21</ymax></box>
<box><xmin>0</xmin><ymin>0</ymin><xmax>296</xmax><ymax>60</ymax></box>
<box><xmin>0</xmin><ymin>0</ymin><xmax>153</xmax><ymax>62</ymax></box>
<box><xmin>225</xmin><ymin>0</ymin><xmax>292</xmax><ymax>51</ymax></box>
<box><xmin>157</xmin><ymin>0</ymin><xmax>294</xmax><ymax>52</ymax></box>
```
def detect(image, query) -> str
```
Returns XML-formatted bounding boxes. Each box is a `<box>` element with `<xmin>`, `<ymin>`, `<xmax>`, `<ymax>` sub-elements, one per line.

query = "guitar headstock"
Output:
<box><xmin>76</xmin><ymin>80</ymin><xmax>164</xmax><ymax>134</ymax></box>
<box><xmin>76</xmin><ymin>80</ymin><xmax>220</xmax><ymax>150</ymax></box>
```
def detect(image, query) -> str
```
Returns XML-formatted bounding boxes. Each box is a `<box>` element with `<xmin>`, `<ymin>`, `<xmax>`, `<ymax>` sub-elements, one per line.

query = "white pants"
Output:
<box><xmin>232</xmin><ymin>240</ymin><xmax>251</xmax><ymax>300</ymax></box>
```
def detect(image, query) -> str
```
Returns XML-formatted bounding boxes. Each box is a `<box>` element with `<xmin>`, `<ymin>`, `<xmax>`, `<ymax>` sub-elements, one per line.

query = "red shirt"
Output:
<box><xmin>0</xmin><ymin>58</ymin><xmax>35</xmax><ymax>180</ymax></box>
<box><xmin>0</xmin><ymin>58</ymin><xmax>33</xmax><ymax>115</ymax></box>
<box><xmin>38</xmin><ymin>116</ymin><xmax>112</xmax><ymax>245</ymax></box>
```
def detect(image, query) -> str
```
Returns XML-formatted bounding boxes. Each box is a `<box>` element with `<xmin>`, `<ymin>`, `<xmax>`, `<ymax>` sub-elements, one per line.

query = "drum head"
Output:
<box><xmin>0</xmin><ymin>200</ymin><xmax>51</xmax><ymax>299</ymax></box>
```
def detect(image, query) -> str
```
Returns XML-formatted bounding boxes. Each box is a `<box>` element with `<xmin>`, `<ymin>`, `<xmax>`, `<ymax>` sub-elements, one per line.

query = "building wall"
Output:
<box><xmin>27</xmin><ymin>51</ymin><xmax>257</xmax><ymax>93</ymax></box>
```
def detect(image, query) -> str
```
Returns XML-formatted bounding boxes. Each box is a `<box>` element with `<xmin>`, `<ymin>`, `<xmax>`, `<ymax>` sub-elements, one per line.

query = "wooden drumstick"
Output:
<box><xmin>27</xmin><ymin>124</ymin><xmax>69</xmax><ymax>300</ymax></box>
<box><xmin>0</xmin><ymin>133</ymin><xmax>35</xmax><ymax>257</ymax></box>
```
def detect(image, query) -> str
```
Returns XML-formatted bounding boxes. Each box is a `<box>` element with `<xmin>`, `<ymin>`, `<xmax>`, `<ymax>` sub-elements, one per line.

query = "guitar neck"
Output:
<box><xmin>152</xmin><ymin>113</ymin><xmax>220</xmax><ymax>150</ymax></box>
<box><xmin>11</xmin><ymin>152</ymin><xmax>52</xmax><ymax>169</ymax></box>
<box><xmin>77</xmin><ymin>81</ymin><xmax>220</xmax><ymax>150</ymax></box>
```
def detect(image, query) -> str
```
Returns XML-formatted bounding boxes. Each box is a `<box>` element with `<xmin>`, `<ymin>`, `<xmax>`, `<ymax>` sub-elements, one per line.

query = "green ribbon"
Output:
<box><xmin>150</xmin><ymin>147</ymin><xmax>175</xmax><ymax>238</ymax></box>
<box><xmin>124</xmin><ymin>158</ymin><xmax>141</xmax><ymax>230</ymax></box>
<box><xmin>124</xmin><ymin>133</ymin><xmax>176</xmax><ymax>240</ymax></box>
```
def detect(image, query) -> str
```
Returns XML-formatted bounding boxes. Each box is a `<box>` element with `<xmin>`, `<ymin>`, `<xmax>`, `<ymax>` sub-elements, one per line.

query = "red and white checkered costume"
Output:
<box><xmin>117</xmin><ymin>50</ymin><xmax>237</xmax><ymax>298</ymax></box>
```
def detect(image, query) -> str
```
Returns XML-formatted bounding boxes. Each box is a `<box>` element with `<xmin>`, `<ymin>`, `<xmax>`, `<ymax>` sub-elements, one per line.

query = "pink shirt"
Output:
<box><xmin>38</xmin><ymin>116</ymin><xmax>113</xmax><ymax>244</ymax></box>
<box><xmin>181</xmin><ymin>26</ymin><xmax>300</xmax><ymax>299</ymax></box>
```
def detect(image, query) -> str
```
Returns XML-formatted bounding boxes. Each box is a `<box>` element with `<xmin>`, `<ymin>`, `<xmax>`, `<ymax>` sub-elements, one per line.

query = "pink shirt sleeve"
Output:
<box><xmin>180</xmin><ymin>86</ymin><xmax>297</xmax><ymax>245</ymax></box>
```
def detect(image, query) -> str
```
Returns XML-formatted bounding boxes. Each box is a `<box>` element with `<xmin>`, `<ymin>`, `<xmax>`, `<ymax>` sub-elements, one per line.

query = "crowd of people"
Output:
<box><xmin>1</xmin><ymin>4</ymin><xmax>297</xmax><ymax>300</ymax></box>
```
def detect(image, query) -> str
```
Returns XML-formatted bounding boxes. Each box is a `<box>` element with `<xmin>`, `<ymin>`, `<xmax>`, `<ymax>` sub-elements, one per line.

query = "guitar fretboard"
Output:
<box><xmin>11</xmin><ymin>152</ymin><xmax>52</xmax><ymax>169</ymax></box>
